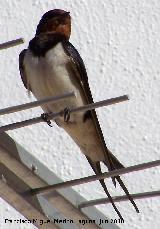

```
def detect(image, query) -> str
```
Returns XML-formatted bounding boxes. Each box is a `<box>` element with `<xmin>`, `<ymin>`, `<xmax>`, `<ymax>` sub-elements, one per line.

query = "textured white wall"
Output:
<box><xmin>0</xmin><ymin>0</ymin><xmax>160</xmax><ymax>228</ymax></box>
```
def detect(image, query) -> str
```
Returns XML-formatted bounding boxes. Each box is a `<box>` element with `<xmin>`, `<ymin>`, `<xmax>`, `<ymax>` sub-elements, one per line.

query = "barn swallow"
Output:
<box><xmin>19</xmin><ymin>9</ymin><xmax>139</xmax><ymax>219</ymax></box>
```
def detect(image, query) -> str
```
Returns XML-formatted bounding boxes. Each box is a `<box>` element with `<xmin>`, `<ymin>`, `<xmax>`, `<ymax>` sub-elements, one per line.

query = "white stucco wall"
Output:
<box><xmin>0</xmin><ymin>0</ymin><xmax>159</xmax><ymax>228</ymax></box>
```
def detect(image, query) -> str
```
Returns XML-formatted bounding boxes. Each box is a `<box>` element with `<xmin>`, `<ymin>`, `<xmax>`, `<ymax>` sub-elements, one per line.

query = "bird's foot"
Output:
<box><xmin>41</xmin><ymin>113</ymin><xmax>52</xmax><ymax>127</ymax></box>
<box><xmin>63</xmin><ymin>107</ymin><xmax>71</xmax><ymax>122</ymax></box>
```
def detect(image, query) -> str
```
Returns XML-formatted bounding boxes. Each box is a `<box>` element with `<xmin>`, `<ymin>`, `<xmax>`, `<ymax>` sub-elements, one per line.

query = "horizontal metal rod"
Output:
<box><xmin>0</xmin><ymin>94</ymin><xmax>129</xmax><ymax>133</ymax></box>
<box><xmin>0</xmin><ymin>92</ymin><xmax>75</xmax><ymax>116</ymax></box>
<box><xmin>71</xmin><ymin>94</ymin><xmax>129</xmax><ymax>114</ymax></box>
<box><xmin>29</xmin><ymin>159</ymin><xmax>160</xmax><ymax>195</ymax></box>
<box><xmin>0</xmin><ymin>38</ymin><xmax>24</xmax><ymax>50</ymax></box>
<box><xmin>78</xmin><ymin>190</ymin><xmax>160</xmax><ymax>208</ymax></box>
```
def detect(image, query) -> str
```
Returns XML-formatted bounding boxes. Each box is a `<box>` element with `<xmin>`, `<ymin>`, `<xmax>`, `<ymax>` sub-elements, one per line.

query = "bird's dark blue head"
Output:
<box><xmin>36</xmin><ymin>9</ymin><xmax>71</xmax><ymax>39</ymax></box>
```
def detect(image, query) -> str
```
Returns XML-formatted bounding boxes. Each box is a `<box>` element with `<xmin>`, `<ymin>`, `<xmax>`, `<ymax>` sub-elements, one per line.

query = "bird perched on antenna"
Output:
<box><xmin>19</xmin><ymin>9</ymin><xmax>139</xmax><ymax>219</ymax></box>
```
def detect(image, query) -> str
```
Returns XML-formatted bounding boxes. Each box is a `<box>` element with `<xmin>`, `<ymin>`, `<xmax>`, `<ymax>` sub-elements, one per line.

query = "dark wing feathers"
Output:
<box><xmin>62</xmin><ymin>41</ymin><xmax>113</xmax><ymax>168</ymax></box>
<box><xmin>19</xmin><ymin>49</ymin><xmax>28</xmax><ymax>90</ymax></box>
<box><xmin>62</xmin><ymin>41</ymin><xmax>139</xmax><ymax>214</ymax></box>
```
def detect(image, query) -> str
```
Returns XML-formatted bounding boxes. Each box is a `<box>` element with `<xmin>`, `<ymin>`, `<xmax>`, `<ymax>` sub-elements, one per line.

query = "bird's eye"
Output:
<box><xmin>54</xmin><ymin>19</ymin><xmax>59</xmax><ymax>25</ymax></box>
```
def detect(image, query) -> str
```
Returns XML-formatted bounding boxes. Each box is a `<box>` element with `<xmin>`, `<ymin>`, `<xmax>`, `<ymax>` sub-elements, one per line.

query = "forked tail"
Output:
<box><xmin>86</xmin><ymin>152</ymin><xmax>139</xmax><ymax>220</ymax></box>
<box><xmin>104</xmin><ymin>149</ymin><xmax>139</xmax><ymax>213</ymax></box>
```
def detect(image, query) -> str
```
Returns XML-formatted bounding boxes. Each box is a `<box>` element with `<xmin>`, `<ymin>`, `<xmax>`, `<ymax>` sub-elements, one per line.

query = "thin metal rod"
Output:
<box><xmin>29</xmin><ymin>159</ymin><xmax>160</xmax><ymax>195</ymax></box>
<box><xmin>78</xmin><ymin>190</ymin><xmax>160</xmax><ymax>208</ymax></box>
<box><xmin>71</xmin><ymin>94</ymin><xmax>129</xmax><ymax>114</ymax></box>
<box><xmin>0</xmin><ymin>92</ymin><xmax>75</xmax><ymax>116</ymax></box>
<box><xmin>0</xmin><ymin>95</ymin><xmax>129</xmax><ymax>133</ymax></box>
<box><xmin>0</xmin><ymin>38</ymin><xmax>24</xmax><ymax>50</ymax></box>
